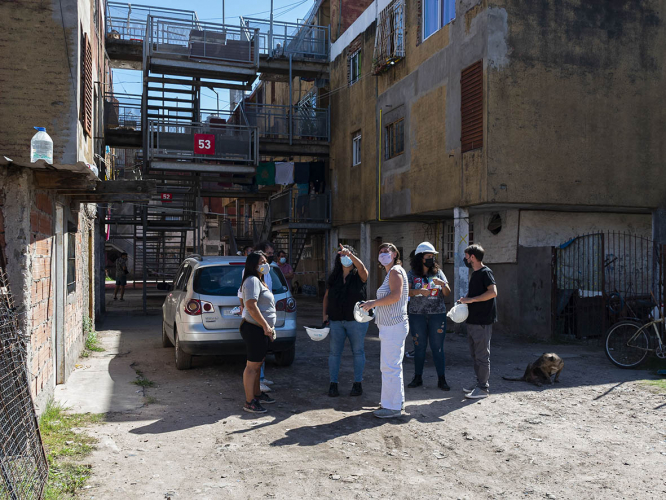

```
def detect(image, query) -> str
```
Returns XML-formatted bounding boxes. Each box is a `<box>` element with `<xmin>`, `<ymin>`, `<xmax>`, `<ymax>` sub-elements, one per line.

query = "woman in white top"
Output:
<box><xmin>361</xmin><ymin>242</ymin><xmax>410</xmax><ymax>418</ymax></box>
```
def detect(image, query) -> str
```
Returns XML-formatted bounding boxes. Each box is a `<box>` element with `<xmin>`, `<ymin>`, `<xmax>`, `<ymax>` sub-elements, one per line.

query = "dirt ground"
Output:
<box><xmin>78</xmin><ymin>294</ymin><xmax>665</xmax><ymax>499</ymax></box>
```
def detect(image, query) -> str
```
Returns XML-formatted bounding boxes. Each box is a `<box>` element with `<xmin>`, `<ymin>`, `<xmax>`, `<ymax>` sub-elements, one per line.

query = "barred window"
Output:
<box><xmin>372</xmin><ymin>0</ymin><xmax>405</xmax><ymax>75</ymax></box>
<box><xmin>67</xmin><ymin>233</ymin><xmax>76</xmax><ymax>295</ymax></box>
<box><xmin>352</xmin><ymin>132</ymin><xmax>362</xmax><ymax>166</ymax></box>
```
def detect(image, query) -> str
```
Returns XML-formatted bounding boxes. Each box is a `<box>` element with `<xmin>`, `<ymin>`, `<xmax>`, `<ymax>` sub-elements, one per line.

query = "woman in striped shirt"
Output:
<box><xmin>360</xmin><ymin>243</ymin><xmax>410</xmax><ymax>418</ymax></box>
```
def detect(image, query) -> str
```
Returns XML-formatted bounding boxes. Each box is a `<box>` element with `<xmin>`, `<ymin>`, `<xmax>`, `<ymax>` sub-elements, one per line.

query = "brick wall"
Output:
<box><xmin>29</xmin><ymin>191</ymin><xmax>55</xmax><ymax>396</ymax></box>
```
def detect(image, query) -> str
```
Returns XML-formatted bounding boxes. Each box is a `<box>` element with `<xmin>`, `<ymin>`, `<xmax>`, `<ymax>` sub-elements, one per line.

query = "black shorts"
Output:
<box><xmin>116</xmin><ymin>275</ymin><xmax>127</xmax><ymax>286</ymax></box>
<box><xmin>240</xmin><ymin>320</ymin><xmax>269</xmax><ymax>362</ymax></box>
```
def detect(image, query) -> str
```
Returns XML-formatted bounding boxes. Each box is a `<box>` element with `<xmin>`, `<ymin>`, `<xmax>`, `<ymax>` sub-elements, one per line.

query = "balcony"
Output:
<box><xmin>269</xmin><ymin>190</ymin><xmax>331</xmax><ymax>230</ymax></box>
<box><xmin>145</xmin><ymin>16</ymin><xmax>259</xmax><ymax>83</ymax></box>
<box><xmin>106</xmin><ymin>2</ymin><xmax>199</xmax><ymax>68</ymax></box>
<box><xmin>241</xmin><ymin>102</ymin><xmax>329</xmax><ymax>157</ymax></box>
<box><xmin>241</xmin><ymin>17</ymin><xmax>329</xmax><ymax>78</ymax></box>
<box><xmin>104</xmin><ymin>92</ymin><xmax>142</xmax><ymax>147</ymax></box>
<box><xmin>146</xmin><ymin>114</ymin><xmax>258</xmax><ymax>173</ymax></box>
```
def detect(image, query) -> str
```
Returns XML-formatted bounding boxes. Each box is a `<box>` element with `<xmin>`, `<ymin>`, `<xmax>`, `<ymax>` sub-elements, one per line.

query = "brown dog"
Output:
<box><xmin>502</xmin><ymin>353</ymin><xmax>564</xmax><ymax>387</ymax></box>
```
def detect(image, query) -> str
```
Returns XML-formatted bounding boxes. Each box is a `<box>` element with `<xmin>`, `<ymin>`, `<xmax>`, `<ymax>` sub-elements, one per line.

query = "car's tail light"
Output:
<box><xmin>276</xmin><ymin>298</ymin><xmax>297</xmax><ymax>313</ymax></box>
<box><xmin>185</xmin><ymin>299</ymin><xmax>214</xmax><ymax>316</ymax></box>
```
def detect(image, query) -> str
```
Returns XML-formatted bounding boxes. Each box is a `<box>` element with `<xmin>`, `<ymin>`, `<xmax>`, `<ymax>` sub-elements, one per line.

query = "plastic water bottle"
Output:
<box><xmin>30</xmin><ymin>127</ymin><xmax>53</xmax><ymax>163</ymax></box>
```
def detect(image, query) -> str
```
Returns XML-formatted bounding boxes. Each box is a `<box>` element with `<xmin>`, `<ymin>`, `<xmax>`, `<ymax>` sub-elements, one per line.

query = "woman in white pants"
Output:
<box><xmin>361</xmin><ymin>243</ymin><xmax>409</xmax><ymax>418</ymax></box>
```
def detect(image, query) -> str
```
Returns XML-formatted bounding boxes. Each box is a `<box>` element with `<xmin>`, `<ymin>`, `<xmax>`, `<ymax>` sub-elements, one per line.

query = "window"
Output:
<box><xmin>80</xmin><ymin>32</ymin><xmax>93</xmax><ymax>136</ymax></box>
<box><xmin>385</xmin><ymin>119</ymin><xmax>404</xmax><ymax>159</ymax></box>
<box><xmin>461</xmin><ymin>61</ymin><xmax>483</xmax><ymax>152</ymax></box>
<box><xmin>67</xmin><ymin>233</ymin><xmax>76</xmax><ymax>294</ymax></box>
<box><xmin>443</xmin><ymin>222</ymin><xmax>455</xmax><ymax>262</ymax></box>
<box><xmin>423</xmin><ymin>0</ymin><xmax>456</xmax><ymax>40</ymax></box>
<box><xmin>93</xmin><ymin>0</ymin><xmax>100</xmax><ymax>35</ymax></box>
<box><xmin>175</xmin><ymin>263</ymin><xmax>191</xmax><ymax>291</ymax></box>
<box><xmin>352</xmin><ymin>132</ymin><xmax>362</xmax><ymax>166</ymax></box>
<box><xmin>348</xmin><ymin>49</ymin><xmax>361</xmax><ymax>86</ymax></box>
<box><xmin>193</xmin><ymin>266</ymin><xmax>287</xmax><ymax>296</ymax></box>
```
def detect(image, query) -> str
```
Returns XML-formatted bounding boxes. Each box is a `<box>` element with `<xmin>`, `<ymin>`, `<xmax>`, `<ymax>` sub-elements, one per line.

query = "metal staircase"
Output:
<box><xmin>103</xmin><ymin>2</ymin><xmax>331</xmax><ymax>311</ymax></box>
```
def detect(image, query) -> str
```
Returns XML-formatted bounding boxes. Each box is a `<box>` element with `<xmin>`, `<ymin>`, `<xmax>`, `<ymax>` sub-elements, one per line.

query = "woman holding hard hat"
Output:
<box><xmin>322</xmin><ymin>244</ymin><xmax>369</xmax><ymax>397</ymax></box>
<box><xmin>360</xmin><ymin>243</ymin><xmax>410</xmax><ymax>419</ymax></box>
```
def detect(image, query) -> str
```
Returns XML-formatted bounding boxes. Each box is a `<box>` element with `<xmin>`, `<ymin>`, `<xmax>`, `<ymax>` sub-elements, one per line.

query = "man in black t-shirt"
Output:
<box><xmin>459</xmin><ymin>244</ymin><xmax>497</xmax><ymax>399</ymax></box>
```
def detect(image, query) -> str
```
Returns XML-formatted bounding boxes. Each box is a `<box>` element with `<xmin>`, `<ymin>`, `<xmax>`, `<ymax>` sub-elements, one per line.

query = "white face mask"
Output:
<box><xmin>258</xmin><ymin>263</ymin><xmax>270</xmax><ymax>275</ymax></box>
<box><xmin>340</xmin><ymin>255</ymin><xmax>353</xmax><ymax>268</ymax></box>
<box><xmin>378</xmin><ymin>252</ymin><xmax>393</xmax><ymax>266</ymax></box>
<box><xmin>279</xmin><ymin>257</ymin><xmax>287</xmax><ymax>264</ymax></box>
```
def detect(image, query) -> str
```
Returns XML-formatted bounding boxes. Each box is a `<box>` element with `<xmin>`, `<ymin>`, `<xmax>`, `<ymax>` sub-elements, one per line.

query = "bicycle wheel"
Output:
<box><xmin>605</xmin><ymin>320</ymin><xmax>650</xmax><ymax>368</ymax></box>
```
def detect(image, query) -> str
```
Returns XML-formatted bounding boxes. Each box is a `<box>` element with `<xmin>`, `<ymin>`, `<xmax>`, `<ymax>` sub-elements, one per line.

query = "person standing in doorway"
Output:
<box><xmin>361</xmin><ymin>243</ymin><xmax>409</xmax><ymax>419</ymax></box>
<box><xmin>323</xmin><ymin>244</ymin><xmax>368</xmax><ymax>397</ymax></box>
<box><xmin>459</xmin><ymin>244</ymin><xmax>498</xmax><ymax>400</ymax></box>
<box><xmin>114</xmin><ymin>252</ymin><xmax>129</xmax><ymax>301</ymax></box>
<box><xmin>240</xmin><ymin>251</ymin><xmax>277</xmax><ymax>413</ymax></box>
<box><xmin>277</xmin><ymin>250</ymin><xmax>295</xmax><ymax>291</ymax></box>
<box><xmin>406</xmin><ymin>242</ymin><xmax>451</xmax><ymax>391</ymax></box>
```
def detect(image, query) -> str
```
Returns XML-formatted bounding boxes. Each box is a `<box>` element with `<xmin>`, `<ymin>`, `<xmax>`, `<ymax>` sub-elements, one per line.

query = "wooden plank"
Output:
<box><xmin>33</xmin><ymin>171</ymin><xmax>97</xmax><ymax>190</ymax></box>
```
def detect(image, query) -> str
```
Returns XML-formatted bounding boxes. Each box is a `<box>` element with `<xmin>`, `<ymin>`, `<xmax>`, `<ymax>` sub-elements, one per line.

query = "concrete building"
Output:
<box><xmin>327</xmin><ymin>0</ymin><xmax>665</xmax><ymax>338</ymax></box>
<box><xmin>0</xmin><ymin>0</ymin><xmax>111</xmax><ymax>410</ymax></box>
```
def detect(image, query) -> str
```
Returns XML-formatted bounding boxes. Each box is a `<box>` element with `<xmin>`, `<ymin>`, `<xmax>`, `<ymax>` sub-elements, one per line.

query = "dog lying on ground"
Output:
<box><xmin>502</xmin><ymin>353</ymin><xmax>564</xmax><ymax>387</ymax></box>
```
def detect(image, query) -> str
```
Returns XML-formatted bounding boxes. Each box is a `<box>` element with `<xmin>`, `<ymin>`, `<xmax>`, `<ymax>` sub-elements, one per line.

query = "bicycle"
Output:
<box><xmin>605</xmin><ymin>316</ymin><xmax>666</xmax><ymax>368</ymax></box>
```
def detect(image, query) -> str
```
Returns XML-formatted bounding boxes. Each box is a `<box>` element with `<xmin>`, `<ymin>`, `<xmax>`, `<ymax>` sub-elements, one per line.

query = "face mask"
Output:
<box><xmin>258</xmin><ymin>263</ymin><xmax>271</xmax><ymax>275</ymax></box>
<box><xmin>424</xmin><ymin>258</ymin><xmax>435</xmax><ymax>268</ymax></box>
<box><xmin>463</xmin><ymin>256</ymin><xmax>472</xmax><ymax>268</ymax></box>
<box><xmin>266</xmin><ymin>255</ymin><xmax>274</xmax><ymax>264</ymax></box>
<box><xmin>378</xmin><ymin>252</ymin><xmax>393</xmax><ymax>266</ymax></box>
<box><xmin>341</xmin><ymin>255</ymin><xmax>353</xmax><ymax>268</ymax></box>
<box><xmin>279</xmin><ymin>257</ymin><xmax>287</xmax><ymax>264</ymax></box>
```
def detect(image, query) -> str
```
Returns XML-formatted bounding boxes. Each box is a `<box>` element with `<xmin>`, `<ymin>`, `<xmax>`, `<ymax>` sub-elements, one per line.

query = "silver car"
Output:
<box><xmin>161</xmin><ymin>255</ymin><xmax>297</xmax><ymax>370</ymax></box>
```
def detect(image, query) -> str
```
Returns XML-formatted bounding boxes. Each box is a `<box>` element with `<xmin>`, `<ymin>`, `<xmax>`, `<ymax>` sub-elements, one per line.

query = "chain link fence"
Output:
<box><xmin>0</xmin><ymin>270</ymin><xmax>48</xmax><ymax>499</ymax></box>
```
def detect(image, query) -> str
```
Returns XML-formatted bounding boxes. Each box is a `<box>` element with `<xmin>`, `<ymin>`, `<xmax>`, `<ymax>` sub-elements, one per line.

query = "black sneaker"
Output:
<box><xmin>328</xmin><ymin>382</ymin><xmax>339</xmax><ymax>397</ymax></box>
<box><xmin>243</xmin><ymin>399</ymin><xmax>267</xmax><ymax>413</ymax></box>
<box><xmin>350</xmin><ymin>382</ymin><xmax>363</xmax><ymax>397</ymax></box>
<box><xmin>407</xmin><ymin>375</ymin><xmax>423</xmax><ymax>388</ymax></box>
<box><xmin>255</xmin><ymin>392</ymin><xmax>275</xmax><ymax>404</ymax></box>
<box><xmin>437</xmin><ymin>376</ymin><xmax>451</xmax><ymax>391</ymax></box>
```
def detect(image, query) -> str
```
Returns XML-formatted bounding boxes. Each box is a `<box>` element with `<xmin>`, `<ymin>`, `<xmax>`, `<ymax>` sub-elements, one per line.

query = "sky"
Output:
<box><xmin>111</xmin><ymin>0</ymin><xmax>315</xmax><ymax>111</ymax></box>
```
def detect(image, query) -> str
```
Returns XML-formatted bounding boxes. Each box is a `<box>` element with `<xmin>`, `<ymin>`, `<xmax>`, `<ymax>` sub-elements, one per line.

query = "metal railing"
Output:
<box><xmin>106</xmin><ymin>2</ymin><xmax>199</xmax><ymax>42</ymax></box>
<box><xmin>242</xmin><ymin>102</ymin><xmax>330</xmax><ymax>141</ymax></box>
<box><xmin>240</xmin><ymin>17</ymin><xmax>329</xmax><ymax>60</ymax></box>
<box><xmin>104</xmin><ymin>92</ymin><xmax>142</xmax><ymax>130</ymax></box>
<box><xmin>270</xmin><ymin>189</ymin><xmax>331</xmax><ymax>224</ymax></box>
<box><xmin>147</xmin><ymin>120</ymin><xmax>258</xmax><ymax>165</ymax></box>
<box><xmin>146</xmin><ymin>16</ymin><xmax>259</xmax><ymax>67</ymax></box>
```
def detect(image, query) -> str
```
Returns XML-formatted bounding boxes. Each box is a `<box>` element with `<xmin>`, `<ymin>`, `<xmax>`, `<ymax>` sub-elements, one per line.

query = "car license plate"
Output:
<box><xmin>223</xmin><ymin>308</ymin><xmax>240</xmax><ymax>316</ymax></box>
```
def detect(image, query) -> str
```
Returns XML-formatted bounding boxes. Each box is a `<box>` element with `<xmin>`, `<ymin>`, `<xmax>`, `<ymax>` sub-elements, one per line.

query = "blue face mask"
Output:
<box><xmin>341</xmin><ymin>255</ymin><xmax>353</xmax><ymax>268</ymax></box>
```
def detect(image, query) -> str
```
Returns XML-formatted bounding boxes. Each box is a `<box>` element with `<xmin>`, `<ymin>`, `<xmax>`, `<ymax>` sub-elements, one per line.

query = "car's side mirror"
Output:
<box><xmin>157</xmin><ymin>282</ymin><xmax>171</xmax><ymax>291</ymax></box>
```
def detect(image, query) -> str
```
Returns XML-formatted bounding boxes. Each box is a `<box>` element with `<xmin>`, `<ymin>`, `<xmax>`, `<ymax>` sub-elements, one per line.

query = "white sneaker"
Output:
<box><xmin>465</xmin><ymin>387</ymin><xmax>489</xmax><ymax>399</ymax></box>
<box><xmin>260</xmin><ymin>383</ymin><xmax>271</xmax><ymax>393</ymax></box>
<box><xmin>262</xmin><ymin>379</ymin><xmax>274</xmax><ymax>385</ymax></box>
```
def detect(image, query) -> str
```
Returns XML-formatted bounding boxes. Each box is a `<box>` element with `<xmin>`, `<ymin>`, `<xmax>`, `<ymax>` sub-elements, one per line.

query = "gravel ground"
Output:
<box><xmin>80</xmin><ymin>297</ymin><xmax>665</xmax><ymax>499</ymax></box>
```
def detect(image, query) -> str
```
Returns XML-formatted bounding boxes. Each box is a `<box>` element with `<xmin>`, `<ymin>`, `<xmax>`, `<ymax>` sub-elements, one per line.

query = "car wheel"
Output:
<box><xmin>174</xmin><ymin>328</ymin><xmax>192</xmax><ymax>370</ymax></box>
<box><xmin>162</xmin><ymin>321</ymin><xmax>174</xmax><ymax>348</ymax></box>
<box><xmin>274</xmin><ymin>345</ymin><xmax>295</xmax><ymax>367</ymax></box>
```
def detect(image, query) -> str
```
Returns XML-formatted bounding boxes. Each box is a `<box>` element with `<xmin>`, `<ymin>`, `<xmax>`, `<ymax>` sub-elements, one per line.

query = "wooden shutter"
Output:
<box><xmin>461</xmin><ymin>61</ymin><xmax>483</xmax><ymax>152</ymax></box>
<box><xmin>81</xmin><ymin>33</ymin><xmax>93</xmax><ymax>137</ymax></box>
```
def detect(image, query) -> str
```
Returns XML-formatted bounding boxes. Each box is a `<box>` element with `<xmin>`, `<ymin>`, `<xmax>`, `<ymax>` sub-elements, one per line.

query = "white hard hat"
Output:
<box><xmin>305</xmin><ymin>325</ymin><xmax>330</xmax><ymax>341</ymax></box>
<box><xmin>353</xmin><ymin>302</ymin><xmax>375</xmax><ymax>323</ymax></box>
<box><xmin>415</xmin><ymin>241</ymin><xmax>438</xmax><ymax>255</ymax></box>
<box><xmin>447</xmin><ymin>303</ymin><xmax>469</xmax><ymax>323</ymax></box>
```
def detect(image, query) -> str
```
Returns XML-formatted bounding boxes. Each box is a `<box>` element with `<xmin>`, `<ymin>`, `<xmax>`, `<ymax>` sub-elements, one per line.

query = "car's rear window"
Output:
<box><xmin>193</xmin><ymin>265</ymin><xmax>288</xmax><ymax>296</ymax></box>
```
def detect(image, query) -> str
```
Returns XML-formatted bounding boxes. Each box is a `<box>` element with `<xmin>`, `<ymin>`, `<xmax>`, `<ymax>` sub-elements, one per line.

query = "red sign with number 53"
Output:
<box><xmin>194</xmin><ymin>134</ymin><xmax>215</xmax><ymax>155</ymax></box>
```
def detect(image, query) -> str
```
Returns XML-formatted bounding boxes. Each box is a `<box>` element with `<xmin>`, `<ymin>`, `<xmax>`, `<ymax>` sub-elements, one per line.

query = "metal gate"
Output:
<box><xmin>0</xmin><ymin>270</ymin><xmax>48</xmax><ymax>499</ymax></box>
<box><xmin>552</xmin><ymin>232</ymin><xmax>665</xmax><ymax>341</ymax></box>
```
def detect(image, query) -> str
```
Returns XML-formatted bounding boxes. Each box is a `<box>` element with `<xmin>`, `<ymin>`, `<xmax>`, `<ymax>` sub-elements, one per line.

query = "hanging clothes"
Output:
<box><xmin>309</xmin><ymin>161</ymin><xmax>326</xmax><ymax>193</ymax></box>
<box><xmin>256</xmin><ymin>162</ymin><xmax>276</xmax><ymax>185</ymax></box>
<box><xmin>296</xmin><ymin>183</ymin><xmax>310</xmax><ymax>196</ymax></box>
<box><xmin>275</xmin><ymin>161</ymin><xmax>295</xmax><ymax>185</ymax></box>
<box><xmin>294</xmin><ymin>162</ymin><xmax>310</xmax><ymax>184</ymax></box>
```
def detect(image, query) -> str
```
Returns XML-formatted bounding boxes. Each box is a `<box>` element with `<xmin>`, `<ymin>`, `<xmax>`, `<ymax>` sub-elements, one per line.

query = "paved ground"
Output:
<box><xmin>62</xmin><ymin>290</ymin><xmax>665</xmax><ymax>499</ymax></box>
